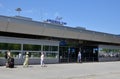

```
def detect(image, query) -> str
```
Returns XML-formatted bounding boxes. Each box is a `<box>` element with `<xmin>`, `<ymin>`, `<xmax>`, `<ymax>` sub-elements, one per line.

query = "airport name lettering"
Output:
<box><xmin>47</xmin><ymin>19</ymin><xmax>67</xmax><ymax>25</ymax></box>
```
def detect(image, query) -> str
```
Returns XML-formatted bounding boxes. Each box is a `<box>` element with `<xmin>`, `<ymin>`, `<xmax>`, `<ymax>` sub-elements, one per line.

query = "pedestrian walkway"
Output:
<box><xmin>0</xmin><ymin>61</ymin><xmax>120</xmax><ymax>79</ymax></box>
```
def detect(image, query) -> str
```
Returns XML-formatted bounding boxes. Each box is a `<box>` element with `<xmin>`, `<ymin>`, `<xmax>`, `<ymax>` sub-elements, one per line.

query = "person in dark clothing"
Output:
<box><xmin>4</xmin><ymin>52</ymin><xmax>8</xmax><ymax>59</ymax></box>
<box><xmin>4</xmin><ymin>52</ymin><xmax>8</xmax><ymax>67</ymax></box>
<box><xmin>5</xmin><ymin>50</ymin><xmax>14</xmax><ymax>68</ymax></box>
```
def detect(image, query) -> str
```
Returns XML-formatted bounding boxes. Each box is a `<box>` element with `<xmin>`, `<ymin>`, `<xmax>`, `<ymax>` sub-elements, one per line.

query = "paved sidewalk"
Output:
<box><xmin>0</xmin><ymin>61</ymin><xmax>120</xmax><ymax>79</ymax></box>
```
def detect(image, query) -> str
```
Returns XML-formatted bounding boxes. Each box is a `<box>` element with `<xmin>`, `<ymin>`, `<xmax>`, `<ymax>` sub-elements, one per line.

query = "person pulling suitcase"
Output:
<box><xmin>7</xmin><ymin>50</ymin><xmax>14</xmax><ymax>68</ymax></box>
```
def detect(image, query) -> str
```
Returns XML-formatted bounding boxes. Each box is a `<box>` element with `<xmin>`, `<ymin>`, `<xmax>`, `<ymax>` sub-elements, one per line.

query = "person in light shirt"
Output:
<box><xmin>23</xmin><ymin>52</ymin><xmax>29</xmax><ymax>67</ymax></box>
<box><xmin>78</xmin><ymin>51</ymin><xmax>82</xmax><ymax>63</ymax></box>
<box><xmin>40</xmin><ymin>52</ymin><xmax>45</xmax><ymax>67</ymax></box>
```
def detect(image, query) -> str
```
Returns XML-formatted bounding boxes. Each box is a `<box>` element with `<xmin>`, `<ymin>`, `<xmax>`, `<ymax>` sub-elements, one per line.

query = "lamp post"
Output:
<box><xmin>15</xmin><ymin>8</ymin><xmax>22</xmax><ymax>16</ymax></box>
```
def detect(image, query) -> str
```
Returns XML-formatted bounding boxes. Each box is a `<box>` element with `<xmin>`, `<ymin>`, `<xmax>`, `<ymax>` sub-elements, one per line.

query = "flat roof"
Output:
<box><xmin>0</xmin><ymin>15</ymin><xmax>120</xmax><ymax>44</ymax></box>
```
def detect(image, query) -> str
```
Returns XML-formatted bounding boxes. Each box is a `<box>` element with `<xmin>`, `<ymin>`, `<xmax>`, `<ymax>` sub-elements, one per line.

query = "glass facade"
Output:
<box><xmin>98</xmin><ymin>45</ymin><xmax>120</xmax><ymax>61</ymax></box>
<box><xmin>0</xmin><ymin>42</ymin><xmax>59</xmax><ymax>59</ymax></box>
<box><xmin>99</xmin><ymin>48</ymin><xmax>120</xmax><ymax>58</ymax></box>
<box><xmin>0</xmin><ymin>43</ymin><xmax>21</xmax><ymax>58</ymax></box>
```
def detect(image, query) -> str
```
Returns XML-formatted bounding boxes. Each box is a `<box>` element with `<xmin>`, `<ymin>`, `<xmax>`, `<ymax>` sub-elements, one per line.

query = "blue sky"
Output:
<box><xmin>0</xmin><ymin>0</ymin><xmax>120</xmax><ymax>35</ymax></box>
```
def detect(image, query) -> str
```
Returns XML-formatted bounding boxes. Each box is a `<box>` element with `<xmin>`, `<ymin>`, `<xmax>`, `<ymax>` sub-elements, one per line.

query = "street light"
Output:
<box><xmin>15</xmin><ymin>8</ymin><xmax>22</xmax><ymax>16</ymax></box>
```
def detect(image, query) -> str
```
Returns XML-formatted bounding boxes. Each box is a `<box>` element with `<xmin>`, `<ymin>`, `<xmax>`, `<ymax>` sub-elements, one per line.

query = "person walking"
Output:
<box><xmin>40</xmin><ymin>52</ymin><xmax>45</xmax><ymax>67</ymax></box>
<box><xmin>78</xmin><ymin>51</ymin><xmax>82</xmax><ymax>63</ymax></box>
<box><xmin>23</xmin><ymin>52</ymin><xmax>29</xmax><ymax>67</ymax></box>
<box><xmin>5</xmin><ymin>50</ymin><xmax>14</xmax><ymax>68</ymax></box>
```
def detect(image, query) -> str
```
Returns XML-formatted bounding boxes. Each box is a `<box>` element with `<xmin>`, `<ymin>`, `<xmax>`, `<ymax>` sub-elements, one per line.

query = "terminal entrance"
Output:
<box><xmin>59</xmin><ymin>46</ymin><xmax>98</xmax><ymax>63</ymax></box>
<box><xmin>59</xmin><ymin>46</ymin><xmax>79</xmax><ymax>63</ymax></box>
<box><xmin>81</xmin><ymin>46</ymin><xmax>98</xmax><ymax>62</ymax></box>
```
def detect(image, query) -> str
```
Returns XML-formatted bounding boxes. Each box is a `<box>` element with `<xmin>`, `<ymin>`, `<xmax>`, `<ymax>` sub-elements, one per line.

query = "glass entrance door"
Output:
<box><xmin>59</xmin><ymin>46</ymin><xmax>79</xmax><ymax>63</ymax></box>
<box><xmin>59</xmin><ymin>46</ymin><xmax>69</xmax><ymax>62</ymax></box>
<box><xmin>81</xmin><ymin>46</ymin><xmax>98</xmax><ymax>62</ymax></box>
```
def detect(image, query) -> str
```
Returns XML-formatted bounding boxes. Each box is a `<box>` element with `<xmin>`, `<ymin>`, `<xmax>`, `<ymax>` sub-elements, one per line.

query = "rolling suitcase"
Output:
<box><xmin>8</xmin><ymin>58</ymin><xmax>14</xmax><ymax>68</ymax></box>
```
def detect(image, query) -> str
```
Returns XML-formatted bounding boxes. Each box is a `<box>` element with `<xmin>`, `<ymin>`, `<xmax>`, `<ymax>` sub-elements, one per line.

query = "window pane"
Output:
<box><xmin>43</xmin><ymin>45</ymin><xmax>50</xmax><ymax>51</ymax></box>
<box><xmin>23</xmin><ymin>44</ymin><xmax>41</xmax><ymax>51</ymax></box>
<box><xmin>11</xmin><ymin>52</ymin><xmax>21</xmax><ymax>58</ymax></box>
<box><xmin>30</xmin><ymin>52</ymin><xmax>40</xmax><ymax>58</ymax></box>
<box><xmin>0</xmin><ymin>43</ymin><xmax>21</xmax><ymax>50</ymax></box>
<box><xmin>51</xmin><ymin>46</ymin><xmax>58</xmax><ymax>51</ymax></box>
<box><xmin>46</xmin><ymin>52</ymin><xmax>58</xmax><ymax>58</ymax></box>
<box><xmin>23</xmin><ymin>52</ymin><xmax>40</xmax><ymax>58</ymax></box>
<box><xmin>0</xmin><ymin>51</ymin><xmax>5</xmax><ymax>57</ymax></box>
<box><xmin>43</xmin><ymin>46</ymin><xmax>58</xmax><ymax>51</ymax></box>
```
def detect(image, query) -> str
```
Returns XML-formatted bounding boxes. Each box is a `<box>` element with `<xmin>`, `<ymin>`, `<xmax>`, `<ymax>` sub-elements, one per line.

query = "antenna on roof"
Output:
<box><xmin>15</xmin><ymin>8</ymin><xmax>22</xmax><ymax>16</ymax></box>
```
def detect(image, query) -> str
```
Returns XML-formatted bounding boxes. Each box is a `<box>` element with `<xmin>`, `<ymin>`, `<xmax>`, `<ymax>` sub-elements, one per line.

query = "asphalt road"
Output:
<box><xmin>0</xmin><ymin>61</ymin><xmax>120</xmax><ymax>79</ymax></box>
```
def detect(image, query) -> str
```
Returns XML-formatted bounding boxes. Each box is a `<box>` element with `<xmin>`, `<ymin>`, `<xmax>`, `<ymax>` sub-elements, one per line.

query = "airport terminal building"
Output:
<box><xmin>0</xmin><ymin>15</ymin><xmax>120</xmax><ymax>65</ymax></box>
